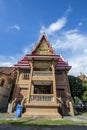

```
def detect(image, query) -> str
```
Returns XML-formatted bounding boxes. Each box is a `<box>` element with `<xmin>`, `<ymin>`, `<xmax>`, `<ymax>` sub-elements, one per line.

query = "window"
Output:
<box><xmin>23</xmin><ymin>69</ymin><xmax>30</xmax><ymax>73</ymax></box>
<box><xmin>55</xmin><ymin>70</ymin><xmax>62</xmax><ymax>75</ymax></box>
<box><xmin>22</xmin><ymin>69</ymin><xmax>30</xmax><ymax>80</ymax></box>
<box><xmin>20</xmin><ymin>88</ymin><xmax>28</xmax><ymax>90</ymax></box>
<box><xmin>34</xmin><ymin>85</ymin><xmax>53</xmax><ymax>94</ymax></box>
<box><xmin>3</xmin><ymin>95</ymin><xmax>8</xmax><ymax>98</ymax></box>
<box><xmin>56</xmin><ymin>88</ymin><xmax>65</xmax><ymax>97</ymax></box>
<box><xmin>56</xmin><ymin>70</ymin><xmax>63</xmax><ymax>80</ymax></box>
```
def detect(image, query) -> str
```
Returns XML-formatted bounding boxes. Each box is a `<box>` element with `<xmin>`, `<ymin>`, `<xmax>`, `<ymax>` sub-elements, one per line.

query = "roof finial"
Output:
<box><xmin>43</xmin><ymin>31</ymin><xmax>46</xmax><ymax>35</ymax></box>
<box><xmin>42</xmin><ymin>31</ymin><xmax>48</xmax><ymax>40</ymax></box>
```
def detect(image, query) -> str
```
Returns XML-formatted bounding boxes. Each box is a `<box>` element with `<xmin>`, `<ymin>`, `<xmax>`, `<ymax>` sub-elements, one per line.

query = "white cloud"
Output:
<box><xmin>48</xmin><ymin>29</ymin><xmax>87</xmax><ymax>76</ymax></box>
<box><xmin>78</xmin><ymin>22</ymin><xmax>83</xmax><ymax>26</ymax></box>
<box><xmin>65</xmin><ymin>5</ymin><xmax>72</xmax><ymax>16</ymax></box>
<box><xmin>0</xmin><ymin>56</ymin><xmax>6</xmax><ymax>61</ymax></box>
<box><xmin>11</xmin><ymin>24</ymin><xmax>20</xmax><ymax>31</ymax></box>
<box><xmin>8</xmin><ymin>24</ymin><xmax>21</xmax><ymax>31</ymax></box>
<box><xmin>0</xmin><ymin>55</ymin><xmax>18</xmax><ymax>67</ymax></box>
<box><xmin>52</xmin><ymin>29</ymin><xmax>87</xmax><ymax>51</ymax></box>
<box><xmin>84</xmin><ymin>49</ymin><xmax>87</xmax><ymax>54</ymax></box>
<box><xmin>0</xmin><ymin>62</ymin><xmax>13</xmax><ymax>67</ymax></box>
<box><xmin>47</xmin><ymin>17</ymin><xmax>67</xmax><ymax>35</ymax></box>
<box><xmin>23</xmin><ymin>48</ymin><xmax>29</xmax><ymax>54</ymax></box>
<box><xmin>40</xmin><ymin>7</ymin><xmax>72</xmax><ymax>36</ymax></box>
<box><xmin>40</xmin><ymin>17</ymin><xmax>67</xmax><ymax>35</ymax></box>
<box><xmin>69</xmin><ymin>55</ymin><xmax>87</xmax><ymax>76</ymax></box>
<box><xmin>0</xmin><ymin>44</ymin><xmax>33</xmax><ymax>67</ymax></box>
<box><xmin>66</xmin><ymin>5</ymin><xmax>72</xmax><ymax>13</ymax></box>
<box><xmin>22</xmin><ymin>43</ymin><xmax>35</xmax><ymax>55</ymax></box>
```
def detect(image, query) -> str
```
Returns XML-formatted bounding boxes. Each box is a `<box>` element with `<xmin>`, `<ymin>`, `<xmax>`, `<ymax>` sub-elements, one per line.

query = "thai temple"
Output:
<box><xmin>0</xmin><ymin>67</ymin><xmax>14</xmax><ymax>111</ymax></box>
<box><xmin>0</xmin><ymin>34</ymin><xmax>74</xmax><ymax>117</ymax></box>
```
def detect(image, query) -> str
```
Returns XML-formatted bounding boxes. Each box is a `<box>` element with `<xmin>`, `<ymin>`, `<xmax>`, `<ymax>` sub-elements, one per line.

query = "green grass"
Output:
<box><xmin>83</xmin><ymin>112</ymin><xmax>87</xmax><ymax>115</ymax></box>
<box><xmin>0</xmin><ymin>119</ymin><xmax>87</xmax><ymax>126</ymax></box>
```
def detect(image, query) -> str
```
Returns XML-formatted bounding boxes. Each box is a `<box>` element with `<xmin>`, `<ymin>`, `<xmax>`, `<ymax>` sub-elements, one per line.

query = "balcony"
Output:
<box><xmin>22</xmin><ymin>73</ymin><xmax>29</xmax><ymax>80</ymax></box>
<box><xmin>18</xmin><ymin>73</ymin><xmax>30</xmax><ymax>84</ymax></box>
<box><xmin>30</xmin><ymin>95</ymin><xmax>54</xmax><ymax>102</ymax></box>
<box><xmin>33</xmin><ymin>71</ymin><xmax>52</xmax><ymax>76</ymax></box>
<box><xmin>32</xmin><ymin>71</ymin><xmax>53</xmax><ymax>81</ymax></box>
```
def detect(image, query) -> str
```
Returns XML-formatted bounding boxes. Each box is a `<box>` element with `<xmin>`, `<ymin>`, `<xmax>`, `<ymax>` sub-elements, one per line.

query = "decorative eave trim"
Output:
<box><xmin>26</xmin><ymin>54</ymin><xmax>60</xmax><ymax>59</ymax></box>
<box><xmin>56</xmin><ymin>66</ymin><xmax>71</xmax><ymax>70</ymax></box>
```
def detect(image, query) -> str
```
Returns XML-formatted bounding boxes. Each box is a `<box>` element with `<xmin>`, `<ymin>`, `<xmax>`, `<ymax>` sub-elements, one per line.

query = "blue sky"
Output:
<box><xmin>0</xmin><ymin>0</ymin><xmax>87</xmax><ymax>76</ymax></box>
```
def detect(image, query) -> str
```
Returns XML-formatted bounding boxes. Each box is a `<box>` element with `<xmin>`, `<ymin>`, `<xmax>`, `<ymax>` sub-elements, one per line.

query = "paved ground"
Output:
<box><xmin>0</xmin><ymin>124</ymin><xmax>87</xmax><ymax>130</ymax></box>
<box><xmin>0</xmin><ymin>113</ymin><xmax>87</xmax><ymax>130</ymax></box>
<box><xmin>0</xmin><ymin>125</ymin><xmax>87</xmax><ymax>130</ymax></box>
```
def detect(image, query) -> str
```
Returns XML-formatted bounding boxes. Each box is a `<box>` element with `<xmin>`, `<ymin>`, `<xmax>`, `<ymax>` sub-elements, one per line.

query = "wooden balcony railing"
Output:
<box><xmin>22</xmin><ymin>73</ymin><xmax>29</xmax><ymax>80</ymax></box>
<box><xmin>30</xmin><ymin>95</ymin><xmax>54</xmax><ymax>102</ymax></box>
<box><xmin>33</xmin><ymin>71</ymin><xmax>52</xmax><ymax>76</ymax></box>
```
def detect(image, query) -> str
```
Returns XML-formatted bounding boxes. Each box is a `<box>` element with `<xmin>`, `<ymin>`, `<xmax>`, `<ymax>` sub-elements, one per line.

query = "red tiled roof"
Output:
<box><xmin>0</xmin><ymin>67</ymin><xmax>14</xmax><ymax>75</ymax></box>
<box><xmin>14</xmin><ymin>55</ymin><xmax>29</xmax><ymax>67</ymax></box>
<box><xmin>14</xmin><ymin>54</ymin><xmax>71</xmax><ymax>70</ymax></box>
<box><xmin>56</xmin><ymin>56</ymin><xmax>71</xmax><ymax>70</ymax></box>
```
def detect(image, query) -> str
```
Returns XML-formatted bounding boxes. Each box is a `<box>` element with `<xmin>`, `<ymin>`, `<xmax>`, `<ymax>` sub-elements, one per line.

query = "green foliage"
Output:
<box><xmin>82</xmin><ymin>91</ymin><xmax>87</xmax><ymax>101</ymax></box>
<box><xmin>82</xmin><ymin>81</ymin><xmax>87</xmax><ymax>88</ymax></box>
<box><xmin>82</xmin><ymin>81</ymin><xmax>87</xmax><ymax>101</ymax></box>
<box><xmin>68</xmin><ymin>75</ymin><xmax>85</xmax><ymax>99</ymax></box>
<box><xmin>74</xmin><ymin>96</ymin><xmax>80</xmax><ymax>105</ymax></box>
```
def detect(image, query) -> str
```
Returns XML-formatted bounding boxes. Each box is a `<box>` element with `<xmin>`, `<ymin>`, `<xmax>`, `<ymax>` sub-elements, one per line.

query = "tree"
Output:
<box><xmin>82</xmin><ymin>91</ymin><xmax>87</xmax><ymax>101</ymax></box>
<box><xmin>68</xmin><ymin>75</ymin><xmax>85</xmax><ymax>99</ymax></box>
<box><xmin>82</xmin><ymin>81</ymin><xmax>87</xmax><ymax>101</ymax></box>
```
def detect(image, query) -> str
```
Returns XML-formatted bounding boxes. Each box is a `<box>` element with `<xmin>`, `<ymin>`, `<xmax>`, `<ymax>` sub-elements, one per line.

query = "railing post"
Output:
<box><xmin>30</xmin><ymin>95</ymin><xmax>53</xmax><ymax>102</ymax></box>
<box><xmin>51</xmin><ymin>61</ymin><xmax>57</xmax><ymax>103</ymax></box>
<box><xmin>27</xmin><ymin>60</ymin><xmax>33</xmax><ymax>103</ymax></box>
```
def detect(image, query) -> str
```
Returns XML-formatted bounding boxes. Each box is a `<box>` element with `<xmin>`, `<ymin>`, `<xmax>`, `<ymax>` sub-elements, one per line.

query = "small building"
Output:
<box><xmin>0</xmin><ymin>67</ymin><xmax>14</xmax><ymax>112</ymax></box>
<box><xmin>11</xmin><ymin>34</ymin><xmax>74</xmax><ymax>117</ymax></box>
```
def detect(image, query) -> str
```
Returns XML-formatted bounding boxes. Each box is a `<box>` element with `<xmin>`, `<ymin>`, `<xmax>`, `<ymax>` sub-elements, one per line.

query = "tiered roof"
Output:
<box><xmin>56</xmin><ymin>56</ymin><xmax>71</xmax><ymax>70</ymax></box>
<box><xmin>14</xmin><ymin>56</ymin><xmax>29</xmax><ymax>68</ymax></box>
<box><xmin>0</xmin><ymin>67</ymin><xmax>14</xmax><ymax>75</ymax></box>
<box><xmin>14</xmin><ymin>34</ymin><xmax>71</xmax><ymax>70</ymax></box>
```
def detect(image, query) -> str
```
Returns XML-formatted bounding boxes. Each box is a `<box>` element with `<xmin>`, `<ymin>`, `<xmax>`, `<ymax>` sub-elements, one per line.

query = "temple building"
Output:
<box><xmin>11</xmin><ymin>34</ymin><xmax>74</xmax><ymax>117</ymax></box>
<box><xmin>0</xmin><ymin>67</ymin><xmax>14</xmax><ymax>111</ymax></box>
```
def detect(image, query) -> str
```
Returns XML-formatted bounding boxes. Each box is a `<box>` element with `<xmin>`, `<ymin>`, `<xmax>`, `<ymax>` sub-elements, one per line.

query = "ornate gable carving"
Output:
<box><xmin>31</xmin><ymin>34</ymin><xmax>55</xmax><ymax>55</ymax></box>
